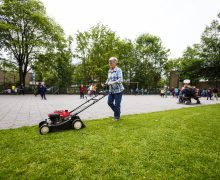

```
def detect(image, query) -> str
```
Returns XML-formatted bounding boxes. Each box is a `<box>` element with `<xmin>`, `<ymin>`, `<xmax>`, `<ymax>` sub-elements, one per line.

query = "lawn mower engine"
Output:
<box><xmin>48</xmin><ymin>110</ymin><xmax>70</xmax><ymax>124</ymax></box>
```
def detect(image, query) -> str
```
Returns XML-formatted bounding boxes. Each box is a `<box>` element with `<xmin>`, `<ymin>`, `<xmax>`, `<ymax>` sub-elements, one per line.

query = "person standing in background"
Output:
<box><xmin>35</xmin><ymin>83</ymin><xmax>41</xmax><ymax>96</ymax></box>
<box><xmin>11</xmin><ymin>85</ymin><xmax>15</xmax><ymax>94</ymax></box>
<box><xmin>213</xmin><ymin>87</ymin><xmax>218</xmax><ymax>100</ymax></box>
<box><xmin>207</xmin><ymin>87</ymin><xmax>212</xmax><ymax>100</ymax></box>
<box><xmin>20</xmin><ymin>83</ymin><xmax>24</xmax><ymax>95</ymax></box>
<box><xmin>79</xmin><ymin>84</ymin><xmax>85</xmax><ymax>99</ymax></box>
<box><xmin>88</xmin><ymin>84</ymin><xmax>93</xmax><ymax>96</ymax></box>
<box><xmin>160</xmin><ymin>89</ymin><xmax>165</xmax><ymax>98</ymax></box>
<box><xmin>40</xmin><ymin>83</ymin><xmax>47</xmax><ymax>100</ymax></box>
<box><xmin>92</xmin><ymin>84</ymin><xmax>97</xmax><ymax>96</ymax></box>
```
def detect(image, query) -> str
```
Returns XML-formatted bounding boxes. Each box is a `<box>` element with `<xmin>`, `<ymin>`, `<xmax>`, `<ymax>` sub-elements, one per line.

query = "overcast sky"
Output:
<box><xmin>41</xmin><ymin>0</ymin><xmax>220</xmax><ymax>58</ymax></box>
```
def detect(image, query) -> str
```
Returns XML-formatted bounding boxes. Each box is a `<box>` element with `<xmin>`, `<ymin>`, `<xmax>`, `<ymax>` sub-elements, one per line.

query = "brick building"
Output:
<box><xmin>0</xmin><ymin>70</ymin><xmax>33</xmax><ymax>87</ymax></box>
<box><xmin>169</xmin><ymin>70</ymin><xmax>220</xmax><ymax>89</ymax></box>
<box><xmin>169</xmin><ymin>71</ymin><xmax>179</xmax><ymax>88</ymax></box>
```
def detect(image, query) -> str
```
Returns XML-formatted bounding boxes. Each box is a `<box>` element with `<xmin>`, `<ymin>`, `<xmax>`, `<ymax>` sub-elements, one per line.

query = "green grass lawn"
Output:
<box><xmin>0</xmin><ymin>104</ymin><xmax>220</xmax><ymax>179</ymax></box>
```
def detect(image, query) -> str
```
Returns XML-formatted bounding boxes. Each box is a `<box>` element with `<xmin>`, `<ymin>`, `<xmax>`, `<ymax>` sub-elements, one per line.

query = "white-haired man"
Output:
<box><xmin>105</xmin><ymin>57</ymin><xmax>124</xmax><ymax>121</ymax></box>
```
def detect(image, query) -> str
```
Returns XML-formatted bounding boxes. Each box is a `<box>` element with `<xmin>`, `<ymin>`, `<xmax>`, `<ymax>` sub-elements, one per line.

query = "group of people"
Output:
<box><xmin>179</xmin><ymin>85</ymin><xmax>201</xmax><ymax>104</ymax></box>
<box><xmin>160</xmin><ymin>86</ymin><xmax>219</xmax><ymax>101</ymax></box>
<box><xmin>160</xmin><ymin>86</ymin><xmax>170</xmax><ymax>98</ymax></box>
<box><xmin>200</xmin><ymin>87</ymin><xmax>219</xmax><ymax>100</ymax></box>
<box><xmin>180</xmin><ymin>86</ymin><xmax>219</xmax><ymax>101</ymax></box>
<box><xmin>3</xmin><ymin>85</ymin><xmax>17</xmax><ymax>94</ymax></box>
<box><xmin>79</xmin><ymin>84</ymin><xmax>97</xmax><ymax>99</ymax></box>
<box><xmin>132</xmin><ymin>88</ymin><xmax>146</xmax><ymax>95</ymax></box>
<box><xmin>2</xmin><ymin>84</ymin><xmax>25</xmax><ymax>95</ymax></box>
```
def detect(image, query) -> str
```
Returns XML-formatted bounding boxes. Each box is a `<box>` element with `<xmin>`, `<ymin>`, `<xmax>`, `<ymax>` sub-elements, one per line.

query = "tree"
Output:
<box><xmin>75</xmin><ymin>23</ymin><xmax>122</xmax><ymax>84</ymax></box>
<box><xmin>200</xmin><ymin>13</ymin><xmax>220</xmax><ymax>86</ymax></box>
<box><xmin>33</xmin><ymin>36</ymin><xmax>73</xmax><ymax>89</ymax></box>
<box><xmin>178</xmin><ymin>45</ymin><xmax>204</xmax><ymax>84</ymax></box>
<box><xmin>0</xmin><ymin>0</ymin><xmax>64</xmax><ymax>88</ymax></box>
<box><xmin>177</xmin><ymin>12</ymin><xmax>220</xmax><ymax>87</ymax></box>
<box><xmin>75</xmin><ymin>28</ymin><xmax>170</xmax><ymax>90</ymax></box>
<box><xmin>115</xmin><ymin>39</ymin><xmax>135</xmax><ymax>83</ymax></box>
<box><xmin>134</xmin><ymin>34</ymin><xmax>169</xmax><ymax>88</ymax></box>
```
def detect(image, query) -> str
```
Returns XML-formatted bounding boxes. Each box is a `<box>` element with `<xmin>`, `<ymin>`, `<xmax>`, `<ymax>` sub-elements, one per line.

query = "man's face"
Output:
<box><xmin>109</xmin><ymin>60</ymin><xmax>116</xmax><ymax>69</ymax></box>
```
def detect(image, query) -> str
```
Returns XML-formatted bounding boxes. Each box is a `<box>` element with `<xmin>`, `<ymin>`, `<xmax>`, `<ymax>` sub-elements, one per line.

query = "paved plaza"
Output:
<box><xmin>0</xmin><ymin>94</ymin><xmax>219</xmax><ymax>129</ymax></box>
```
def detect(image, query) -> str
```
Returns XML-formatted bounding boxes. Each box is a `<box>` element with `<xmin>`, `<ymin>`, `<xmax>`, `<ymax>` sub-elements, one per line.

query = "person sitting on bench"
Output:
<box><xmin>180</xmin><ymin>85</ymin><xmax>200</xmax><ymax>104</ymax></box>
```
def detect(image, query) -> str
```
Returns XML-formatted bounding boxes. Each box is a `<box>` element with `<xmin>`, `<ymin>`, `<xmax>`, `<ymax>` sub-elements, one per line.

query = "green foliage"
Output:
<box><xmin>0</xmin><ymin>0</ymin><xmax>171</xmax><ymax>89</ymax></box>
<box><xmin>200</xmin><ymin>19</ymin><xmax>220</xmax><ymax>82</ymax></box>
<box><xmin>74</xmin><ymin>26</ymin><xmax>169</xmax><ymax>88</ymax></box>
<box><xmin>2</xmin><ymin>1</ymin><xmax>218</xmax><ymax>89</ymax></box>
<box><xmin>179</xmin><ymin>45</ymin><xmax>204</xmax><ymax>83</ymax></box>
<box><xmin>0</xmin><ymin>0</ymin><xmax>65</xmax><ymax>87</ymax></box>
<box><xmin>0</xmin><ymin>58</ymin><xmax>17</xmax><ymax>71</ymax></box>
<box><xmin>75</xmin><ymin>23</ymin><xmax>122</xmax><ymax>84</ymax></box>
<box><xmin>115</xmin><ymin>39</ymin><xmax>135</xmax><ymax>82</ymax></box>
<box><xmin>0</xmin><ymin>104</ymin><xmax>219</xmax><ymax>178</ymax></box>
<box><xmin>134</xmin><ymin>34</ymin><xmax>169</xmax><ymax>88</ymax></box>
<box><xmin>177</xmin><ymin>13</ymin><xmax>220</xmax><ymax>86</ymax></box>
<box><xmin>33</xmin><ymin>36</ymin><xmax>74</xmax><ymax>88</ymax></box>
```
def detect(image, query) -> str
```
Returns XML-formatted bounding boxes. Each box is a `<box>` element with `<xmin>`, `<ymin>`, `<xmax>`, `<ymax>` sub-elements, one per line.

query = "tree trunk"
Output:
<box><xmin>18</xmin><ymin>60</ymin><xmax>27</xmax><ymax>93</ymax></box>
<box><xmin>22</xmin><ymin>71</ymin><xmax>26</xmax><ymax>88</ymax></box>
<box><xmin>19</xmin><ymin>64</ymin><xmax>23</xmax><ymax>87</ymax></box>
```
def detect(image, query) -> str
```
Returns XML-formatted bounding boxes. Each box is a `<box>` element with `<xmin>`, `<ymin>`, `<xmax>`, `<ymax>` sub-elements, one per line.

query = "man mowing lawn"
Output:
<box><xmin>105</xmin><ymin>57</ymin><xmax>124</xmax><ymax>121</ymax></box>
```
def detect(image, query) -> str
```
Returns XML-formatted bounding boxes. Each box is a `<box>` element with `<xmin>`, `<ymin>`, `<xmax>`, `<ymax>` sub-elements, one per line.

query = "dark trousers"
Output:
<box><xmin>80</xmin><ymin>92</ymin><xmax>84</xmax><ymax>99</ymax></box>
<box><xmin>207</xmin><ymin>94</ymin><xmax>212</xmax><ymax>100</ymax></box>
<box><xmin>41</xmin><ymin>93</ymin><xmax>46</xmax><ymax>100</ymax></box>
<box><xmin>108</xmin><ymin>92</ymin><xmax>123</xmax><ymax>119</ymax></box>
<box><xmin>20</xmin><ymin>89</ymin><xmax>24</xmax><ymax>95</ymax></box>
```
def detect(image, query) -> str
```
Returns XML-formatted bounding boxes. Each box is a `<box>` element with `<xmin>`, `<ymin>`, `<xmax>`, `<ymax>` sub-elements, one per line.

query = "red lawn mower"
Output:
<box><xmin>39</xmin><ymin>90</ymin><xmax>108</xmax><ymax>135</ymax></box>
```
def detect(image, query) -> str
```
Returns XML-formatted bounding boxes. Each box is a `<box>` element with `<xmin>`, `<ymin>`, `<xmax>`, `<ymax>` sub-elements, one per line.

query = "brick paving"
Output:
<box><xmin>0</xmin><ymin>94</ymin><xmax>219</xmax><ymax>129</ymax></box>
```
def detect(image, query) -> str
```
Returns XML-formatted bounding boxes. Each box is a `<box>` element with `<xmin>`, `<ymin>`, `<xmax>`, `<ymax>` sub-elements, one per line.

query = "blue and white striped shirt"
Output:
<box><xmin>106</xmin><ymin>67</ymin><xmax>124</xmax><ymax>94</ymax></box>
